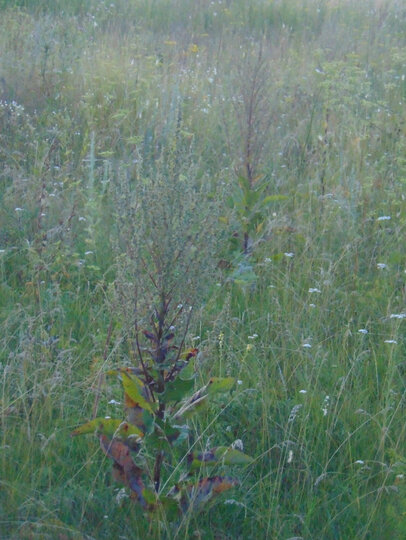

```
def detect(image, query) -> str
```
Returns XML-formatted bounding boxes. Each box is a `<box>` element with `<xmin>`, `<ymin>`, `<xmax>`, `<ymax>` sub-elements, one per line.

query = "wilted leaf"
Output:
<box><xmin>71</xmin><ymin>418</ymin><xmax>143</xmax><ymax>439</ymax></box>
<box><xmin>99</xmin><ymin>435</ymin><xmax>146</xmax><ymax>508</ymax></box>
<box><xmin>178</xmin><ymin>476</ymin><xmax>238</xmax><ymax>513</ymax></box>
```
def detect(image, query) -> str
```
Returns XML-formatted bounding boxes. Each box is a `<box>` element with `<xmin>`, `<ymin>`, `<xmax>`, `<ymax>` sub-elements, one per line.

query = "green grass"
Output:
<box><xmin>1</xmin><ymin>0</ymin><xmax>406</xmax><ymax>538</ymax></box>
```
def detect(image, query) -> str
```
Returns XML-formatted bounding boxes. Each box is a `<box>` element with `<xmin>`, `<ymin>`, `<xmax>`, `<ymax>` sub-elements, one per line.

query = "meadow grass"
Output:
<box><xmin>1</xmin><ymin>0</ymin><xmax>406</xmax><ymax>538</ymax></box>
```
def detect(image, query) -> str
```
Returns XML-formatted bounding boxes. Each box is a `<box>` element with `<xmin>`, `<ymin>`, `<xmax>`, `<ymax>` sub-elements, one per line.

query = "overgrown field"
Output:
<box><xmin>2</xmin><ymin>1</ymin><xmax>406</xmax><ymax>538</ymax></box>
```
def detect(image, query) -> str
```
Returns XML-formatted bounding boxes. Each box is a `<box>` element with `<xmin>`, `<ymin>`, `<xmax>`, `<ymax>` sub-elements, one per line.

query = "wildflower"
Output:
<box><xmin>237</xmin><ymin>380</ymin><xmax>243</xmax><ymax>385</ymax></box>
<box><xmin>15</xmin><ymin>207</ymin><xmax>23</xmax><ymax>212</ymax></box>
<box><xmin>231</xmin><ymin>439</ymin><xmax>244</xmax><ymax>451</ymax></box>
<box><xmin>84</xmin><ymin>251</ymin><xmax>93</xmax><ymax>255</ymax></box>
<box><xmin>309</xmin><ymin>288</ymin><xmax>321</xmax><ymax>293</ymax></box>
<box><xmin>284</xmin><ymin>252</ymin><xmax>294</xmax><ymax>258</ymax></box>
<box><xmin>355</xmin><ymin>460</ymin><xmax>365</xmax><ymax>465</ymax></box>
<box><xmin>246</xmin><ymin>344</ymin><xmax>253</xmax><ymax>352</ymax></box>
<box><xmin>322</xmin><ymin>395</ymin><xmax>330</xmax><ymax>416</ymax></box>
<box><xmin>288</xmin><ymin>404</ymin><xmax>302</xmax><ymax>423</ymax></box>
<box><xmin>377</xmin><ymin>216</ymin><xmax>391</xmax><ymax>221</ymax></box>
<box><xmin>78</xmin><ymin>216</ymin><xmax>86</xmax><ymax>222</ymax></box>
<box><xmin>287</xmin><ymin>450</ymin><xmax>293</xmax><ymax>463</ymax></box>
<box><xmin>224</xmin><ymin>499</ymin><xmax>245</xmax><ymax>507</ymax></box>
<box><xmin>377</xmin><ymin>263</ymin><xmax>387</xmax><ymax>269</ymax></box>
<box><xmin>309</xmin><ymin>303</ymin><xmax>316</xmax><ymax>308</ymax></box>
<box><xmin>390</xmin><ymin>313</ymin><xmax>406</xmax><ymax>319</ymax></box>
<box><xmin>108</xmin><ymin>399</ymin><xmax>121</xmax><ymax>405</ymax></box>
<box><xmin>358</xmin><ymin>329</ymin><xmax>368</xmax><ymax>334</ymax></box>
<box><xmin>248</xmin><ymin>334</ymin><xmax>258</xmax><ymax>340</ymax></box>
<box><xmin>384</xmin><ymin>339</ymin><xmax>397</xmax><ymax>344</ymax></box>
<box><xmin>116</xmin><ymin>488</ymin><xmax>129</xmax><ymax>504</ymax></box>
<box><xmin>302</xmin><ymin>343</ymin><xmax>312</xmax><ymax>348</ymax></box>
<box><xmin>264</xmin><ymin>257</ymin><xmax>272</xmax><ymax>263</ymax></box>
<box><xmin>299</xmin><ymin>389</ymin><xmax>307</xmax><ymax>394</ymax></box>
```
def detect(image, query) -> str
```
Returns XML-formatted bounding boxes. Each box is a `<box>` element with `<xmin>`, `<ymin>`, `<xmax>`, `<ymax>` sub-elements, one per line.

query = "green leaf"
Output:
<box><xmin>71</xmin><ymin>418</ymin><xmax>143</xmax><ymax>438</ymax></box>
<box><xmin>189</xmin><ymin>446</ymin><xmax>253</xmax><ymax>470</ymax></box>
<box><xmin>207</xmin><ymin>377</ymin><xmax>235</xmax><ymax>395</ymax></box>
<box><xmin>160</xmin><ymin>378</ymin><xmax>195</xmax><ymax>403</ymax></box>
<box><xmin>262</xmin><ymin>194</ymin><xmax>288</xmax><ymax>204</ymax></box>
<box><xmin>179</xmin><ymin>357</ymin><xmax>196</xmax><ymax>380</ymax></box>
<box><xmin>173</xmin><ymin>395</ymin><xmax>209</xmax><ymax>420</ymax></box>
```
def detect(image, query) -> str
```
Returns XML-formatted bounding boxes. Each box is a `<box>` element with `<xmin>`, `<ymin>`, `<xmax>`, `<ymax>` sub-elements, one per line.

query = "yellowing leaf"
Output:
<box><xmin>71</xmin><ymin>417</ymin><xmax>143</xmax><ymax>438</ymax></box>
<box><xmin>116</xmin><ymin>371</ymin><xmax>155</xmax><ymax>413</ymax></box>
<box><xmin>207</xmin><ymin>377</ymin><xmax>235</xmax><ymax>395</ymax></box>
<box><xmin>188</xmin><ymin>446</ymin><xmax>253</xmax><ymax>470</ymax></box>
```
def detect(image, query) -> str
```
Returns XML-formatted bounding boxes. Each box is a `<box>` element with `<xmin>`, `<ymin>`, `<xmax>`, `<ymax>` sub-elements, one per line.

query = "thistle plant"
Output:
<box><xmin>71</xmin><ymin>322</ymin><xmax>252</xmax><ymax>516</ymax></box>
<box><xmin>71</xmin><ymin>144</ymin><xmax>253</xmax><ymax>518</ymax></box>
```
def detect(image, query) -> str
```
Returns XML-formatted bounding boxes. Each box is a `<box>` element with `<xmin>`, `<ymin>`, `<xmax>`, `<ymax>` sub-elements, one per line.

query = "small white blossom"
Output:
<box><xmin>84</xmin><ymin>251</ymin><xmax>93</xmax><ymax>255</ymax></box>
<box><xmin>390</xmin><ymin>313</ymin><xmax>406</xmax><ymax>319</ymax></box>
<box><xmin>302</xmin><ymin>343</ymin><xmax>312</xmax><ymax>348</ymax></box>
<box><xmin>15</xmin><ymin>207</ymin><xmax>23</xmax><ymax>212</ymax></box>
<box><xmin>224</xmin><ymin>499</ymin><xmax>245</xmax><ymax>507</ymax></box>
<box><xmin>384</xmin><ymin>339</ymin><xmax>397</xmax><ymax>344</ymax></box>
<box><xmin>108</xmin><ymin>399</ymin><xmax>121</xmax><ymax>405</ymax></box>
<box><xmin>284</xmin><ymin>252</ymin><xmax>294</xmax><ymax>258</ymax></box>
<box><xmin>237</xmin><ymin>380</ymin><xmax>243</xmax><ymax>385</ymax></box>
<box><xmin>322</xmin><ymin>395</ymin><xmax>330</xmax><ymax>416</ymax></box>
<box><xmin>377</xmin><ymin>263</ymin><xmax>387</xmax><ymax>269</ymax></box>
<box><xmin>309</xmin><ymin>288</ymin><xmax>321</xmax><ymax>293</ymax></box>
<box><xmin>287</xmin><ymin>450</ymin><xmax>294</xmax><ymax>463</ymax></box>
<box><xmin>377</xmin><ymin>216</ymin><xmax>391</xmax><ymax>221</ymax></box>
<box><xmin>231</xmin><ymin>439</ymin><xmax>244</xmax><ymax>451</ymax></box>
<box><xmin>358</xmin><ymin>329</ymin><xmax>368</xmax><ymax>334</ymax></box>
<box><xmin>299</xmin><ymin>389</ymin><xmax>307</xmax><ymax>394</ymax></box>
<box><xmin>116</xmin><ymin>488</ymin><xmax>129</xmax><ymax>504</ymax></box>
<box><xmin>248</xmin><ymin>334</ymin><xmax>258</xmax><ymax>340</ymax></box>
<box><xmin>309</xmin><ymin>303</ymin><xmax>316</xmax><ymax>308</ymax></box>
<box><xmin>355</xmin><ymin>460</ymin><xmax>365</xmax><ymax>465</ymax></box>
<box><xmin>288</xmin><ymin>404</ymin><xmax>302</xmax><ymax>423</ymax></box>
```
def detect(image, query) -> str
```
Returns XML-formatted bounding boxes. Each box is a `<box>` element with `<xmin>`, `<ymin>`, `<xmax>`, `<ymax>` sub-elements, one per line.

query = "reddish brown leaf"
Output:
<box><xmin>178</xmin><ymin>476</ymin><xmax>239</xmax><ymax>513</ymax></box>
<box><xmin>99</xmin><ymin>435</ymin><xmax>146</xmax><ymax>507</ymax></box>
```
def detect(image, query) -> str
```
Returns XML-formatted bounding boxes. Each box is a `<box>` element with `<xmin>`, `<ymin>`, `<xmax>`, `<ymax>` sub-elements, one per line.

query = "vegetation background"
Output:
<box><xmin>1</xmin><ymin>0</ymin><xmax>406</xmax><ymax>538</ymax></box>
